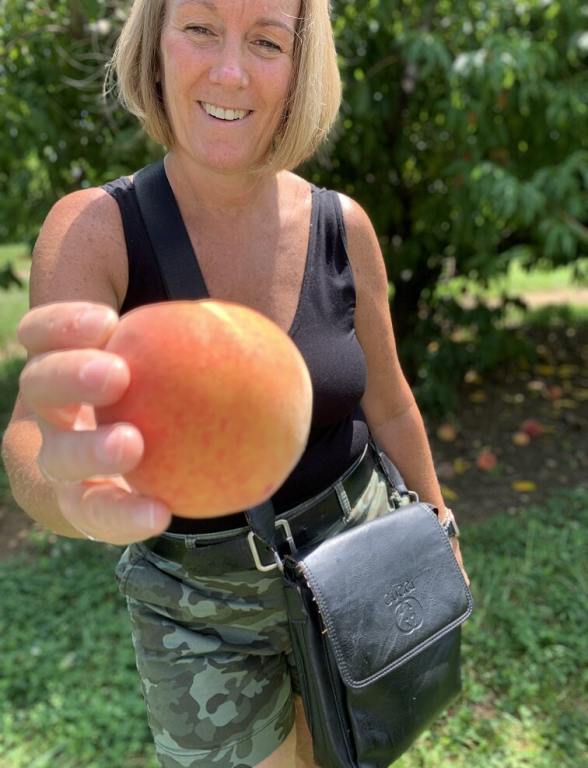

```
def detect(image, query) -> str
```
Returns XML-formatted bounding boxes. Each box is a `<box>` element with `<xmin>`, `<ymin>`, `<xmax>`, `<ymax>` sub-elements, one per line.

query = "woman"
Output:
<box><xmin>2</xmin><ymin>0</ymin><xmax>469</xmax><ymax>766</ymax></box>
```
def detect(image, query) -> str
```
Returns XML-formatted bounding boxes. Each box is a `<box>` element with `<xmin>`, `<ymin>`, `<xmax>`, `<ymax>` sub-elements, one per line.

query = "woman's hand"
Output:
<box><xmin>17</xmin><ymin>302</ymin><xmax>172</xmax><ymax>545</ymax></box>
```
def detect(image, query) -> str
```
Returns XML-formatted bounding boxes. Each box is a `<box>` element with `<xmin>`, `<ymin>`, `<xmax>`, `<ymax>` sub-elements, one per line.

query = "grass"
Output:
<box><xmin>0</xmin><ymin>488</ymin><xmax>586</xmax><ymax>767</ymax></box>
<box><xmin>0</xmin><ymin>243</ymin><xmax>30</xmax><ymax>268</ymax></box>
<box><xmin>494</xmin><ymin>259</ymin><xmax>587</xmax><ymax>293</ymax></box>
<box><xmin>435</xmin><ymin>257</ymin><xmax>588</xmax><ymax>298</ymax></box>
<box><xmin>0</xmin><ymin>536</ymin><xmax>159</xmax><ymax>768</ymax></box>
<box><xmin>395</xmin><ymin>486</ymin><xmax>588</xmax><ymax>768</ymax></box>
<box><xmin>0</xmin><ymin>244</ymin><xmax>30</xmax><ymax>356</ymax></box>
<box><xmin>0</xmin><ymin>243</ymin><xmax>587</xmax><ymax>766</ymax></box>
<box><xmin>447</xmin><ymin>259</ymin><xmax>588</xmax><ymax>297</ymax></box>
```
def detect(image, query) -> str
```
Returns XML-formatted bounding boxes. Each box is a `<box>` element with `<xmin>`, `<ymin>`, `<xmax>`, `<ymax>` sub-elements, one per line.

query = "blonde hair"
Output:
<box><xmin>104</xmin><ymin>0</ymin><xmax>342</xmax><ymax>172</ymax></box>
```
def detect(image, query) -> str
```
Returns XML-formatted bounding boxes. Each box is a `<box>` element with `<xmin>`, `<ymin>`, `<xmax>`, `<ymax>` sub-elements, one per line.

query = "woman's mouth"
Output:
<box><xmin>199</xmin><ymin>101</ymin><xmax>252</xmax><ymax>122</ymax></box>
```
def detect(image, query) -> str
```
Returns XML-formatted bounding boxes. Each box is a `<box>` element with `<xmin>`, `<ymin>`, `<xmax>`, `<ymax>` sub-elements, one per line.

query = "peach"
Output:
<box><xmin>95</xmin><ymin>300</ymin><xmax>313</xmax><ymax>518</ymax></box>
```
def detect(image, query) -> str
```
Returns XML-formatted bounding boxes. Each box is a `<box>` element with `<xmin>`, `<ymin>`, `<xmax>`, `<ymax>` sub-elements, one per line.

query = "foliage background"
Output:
<box><xmin>1</xmin><ymin>0</ymin><xmax>587</xmax><ymax>411</ymax></box>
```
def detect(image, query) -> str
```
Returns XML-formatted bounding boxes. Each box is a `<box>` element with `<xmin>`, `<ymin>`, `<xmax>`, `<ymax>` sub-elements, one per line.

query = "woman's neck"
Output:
<box><xmin>164</xmin><ymin>151</ymin><xmax>280</xmax><ymax>222</ymax></box>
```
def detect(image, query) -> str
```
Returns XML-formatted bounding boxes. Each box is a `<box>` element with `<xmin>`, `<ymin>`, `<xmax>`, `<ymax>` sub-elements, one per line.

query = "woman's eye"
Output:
<box><xmin>254</xmin><ymin>39</ymin><xmax>282</xmax><ymax>52</ymax></box>
<box><xmin>186</xmin><ymin>26</ymin><xmax>213</xmax><ymax>36</ymax></box>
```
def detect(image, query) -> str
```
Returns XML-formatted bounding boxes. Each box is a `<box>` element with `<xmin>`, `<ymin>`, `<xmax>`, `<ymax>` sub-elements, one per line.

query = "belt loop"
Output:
<box><xmin>334</xmin><ymin>480</ymin><xmax>352</xmax><ymax>522</ymax></box>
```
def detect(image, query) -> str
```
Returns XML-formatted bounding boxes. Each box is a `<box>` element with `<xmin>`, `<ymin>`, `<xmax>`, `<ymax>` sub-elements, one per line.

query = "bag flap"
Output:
<box><xmin>291</xmin><ymin>503</ymin><xmax>473</xmax><ymax>689</ymax></box>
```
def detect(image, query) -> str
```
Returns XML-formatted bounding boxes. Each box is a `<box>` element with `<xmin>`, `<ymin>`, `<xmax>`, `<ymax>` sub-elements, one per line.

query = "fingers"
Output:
<box><xmin>56</xmin><ymin>479</ymin><xmax>172</xmax><ymax>546</ymax></box>
<box><xmin>15</xmin><ymin>303</ymin><xmax>171</xmax><ymax>546</ymax></box>
<box><xmin>20</xmin><ymin>349</ymin><xmax>130</xmax><ymax>427</ymax></box>
<box><xmin>18</xmin><ymin>302</ymin><xmax>119</xmax><ymax>355</ymax></box>
<box><xmin>38</xmin><ymin>420</ymin><xmax>144</xmax><ymax>483</ymax></box>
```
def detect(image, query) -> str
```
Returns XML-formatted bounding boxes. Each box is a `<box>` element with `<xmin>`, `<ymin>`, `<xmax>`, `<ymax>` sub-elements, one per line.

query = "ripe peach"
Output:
<box><xmin>95</xmin><ymin>300</ymin><xmax>313</xmax><ymax>518</ymax></box>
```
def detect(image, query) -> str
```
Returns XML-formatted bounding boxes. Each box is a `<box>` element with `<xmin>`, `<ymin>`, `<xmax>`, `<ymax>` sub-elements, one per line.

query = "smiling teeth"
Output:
<box><xmin>202</xmin><ymin>102</ymin><xmax>249</xmax><ymax>121</ymax></box>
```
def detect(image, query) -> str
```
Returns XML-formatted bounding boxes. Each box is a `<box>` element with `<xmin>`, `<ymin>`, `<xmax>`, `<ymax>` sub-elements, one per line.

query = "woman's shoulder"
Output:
<box><xmin>47</xmin><ymin>184</ymin><xmax>122</xmax><ymax>218</ymax></box>
<box><xmin>30</xmin><ymin>185</ymin><xmax>128</xmax><ymax>311</ymax></box>
<box><xmin>284</xmin><ymin>171</ymin><xmax>378</xmax><ymax>250</ymax></box>
<box><xmin>286</xmin><ymin>172</ymin><xmax>373</xmax><ymax>226</ymax></box>
<box><xmin>334</xmin><ymin>192</ymin><xmax>377</xmax><ymax>240</ymax></box>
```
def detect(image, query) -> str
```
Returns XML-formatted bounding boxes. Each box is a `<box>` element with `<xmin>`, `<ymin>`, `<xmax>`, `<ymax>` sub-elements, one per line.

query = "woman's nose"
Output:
<box><xmin>209</xmin><ymin>43</ymin><xmax>250</xmax><ymax>89</ymax></box>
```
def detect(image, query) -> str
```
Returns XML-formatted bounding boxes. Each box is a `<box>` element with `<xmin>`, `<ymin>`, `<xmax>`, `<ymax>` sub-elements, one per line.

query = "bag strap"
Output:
<box><xmin>367</xmin><ymin>435</ymin><xmax>418</xmax><ymax>504</ymax></box>
<box><xmin>133</xmin><ymin>160</ymin><xmax>209</xmax><ymax>300</ymax></box>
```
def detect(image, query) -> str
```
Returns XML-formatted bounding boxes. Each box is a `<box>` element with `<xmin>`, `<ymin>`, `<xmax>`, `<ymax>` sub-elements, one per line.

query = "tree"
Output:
<box><xmin>0</xmin><ymin>0</ymin><xmax>158</xmax><ymax>247</ymax></box>
<box><xmin>3</xmin><ymin>0</ymin><xmax>587</xmax><ymax>412</ymax></box>
<box><xmin>304</xmin><ymin>0</ymin><xmax>588</xmax><ymax>410</ymax></box>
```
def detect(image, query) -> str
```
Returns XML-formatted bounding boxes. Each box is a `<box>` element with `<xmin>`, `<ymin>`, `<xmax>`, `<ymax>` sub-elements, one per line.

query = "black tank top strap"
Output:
<box><xmin>310</xmin><ymin>186</ymin><xmax>349</xmax><ymax>264</ymax></box>
<box><xmin>133</xmin><ymin>161</ymin><xmax>209</xmax><ymax>301</ymax></box>
<box><xmin>101</xmin><ymin>175</ymin><xmax>172</xmax><ymax>315</ymax></box>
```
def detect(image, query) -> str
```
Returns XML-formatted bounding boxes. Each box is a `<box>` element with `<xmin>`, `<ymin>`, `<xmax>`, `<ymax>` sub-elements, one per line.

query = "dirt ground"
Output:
<box><xmin>1</xmin><ymin>294</ymin><xmax>586</xmax><ymax>561</ymax></box>
<box><xmin>426</xmin><ymin>318</ymin><xmax>587</xmax><ymax>521</ymax></box>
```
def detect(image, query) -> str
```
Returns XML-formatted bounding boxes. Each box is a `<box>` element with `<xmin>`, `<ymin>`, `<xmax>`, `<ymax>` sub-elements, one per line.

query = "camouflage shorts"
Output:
<box><xmin>115</xmin><ymin>458</ymin><xmax>395</xmax><ymax>767</ymax></box>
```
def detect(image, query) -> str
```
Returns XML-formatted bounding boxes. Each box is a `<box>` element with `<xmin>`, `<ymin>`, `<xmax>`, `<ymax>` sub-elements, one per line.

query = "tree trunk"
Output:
<box><xmin>68</xmin><ymin>0</ymin><xmax>86</xmax><ymax>39</ymax></box>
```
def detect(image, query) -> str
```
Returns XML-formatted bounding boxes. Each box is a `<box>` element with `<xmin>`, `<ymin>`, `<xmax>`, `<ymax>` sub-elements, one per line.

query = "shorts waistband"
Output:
<box><xmin>140</xmin><ymin>440</ymin><xmax>384</xmax><ymax>573</ymax></box>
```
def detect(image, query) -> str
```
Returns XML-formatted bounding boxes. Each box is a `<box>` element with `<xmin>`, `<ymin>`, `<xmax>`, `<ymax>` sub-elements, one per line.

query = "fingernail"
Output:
<box><xmin>134</xmin><ymin>501</ymin><xmax>166</xmax><ymax>532</ymax></box>
<box><xmin>78</xmin><ymin>308</ymin><xmax>117</xmax><ymax>339</ymax></box>
<box><xmin>95</xmin><ymin>426</ymin><xmax>131</xmax><ymax>467</ymax></box>
<box><xmin>80</xmin><ymin>359</ymin><xmax>124</xmax><ymax>393</ymax></box>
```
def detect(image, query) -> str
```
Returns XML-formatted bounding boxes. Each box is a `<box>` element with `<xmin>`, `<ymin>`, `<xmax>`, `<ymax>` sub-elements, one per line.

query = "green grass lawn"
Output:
<box><xmin>0</xmin><ymin>487</ymin><xmax>586</xmax><ymax>768</ymax></box>
<box><xmin>494</xmin><ymin>259</ymin><xmax>587</xmax><ymax>293</ymax></box>
<box><xmin>1</xmin><ymin>244</ymin><xmax>586</xmax><ymax>766</ymax></box>
<box><xmin>0</xmin><ymin>244</ymin><xmax>30</xmax><ymax>355</ymax></box>
<box><xmin>445</xmin><ymin>259</ymin><xmax>588</xmax><ymax>296</ymax></box>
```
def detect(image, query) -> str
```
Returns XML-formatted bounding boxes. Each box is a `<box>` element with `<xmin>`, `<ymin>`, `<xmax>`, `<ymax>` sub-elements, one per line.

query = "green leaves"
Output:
<box><xmin>305</xmin><ymin>0</ymin><xmax>588</xmax><ymax>407</ymax></box>
<box><xmin>0</xmin><ymin>0</ymin><xmax>153</xmax><ymax>245</ymax></box>
<box><xmin>1</xmin><ymin>0</ymin><xmax>587</xmax><ymax>410</ymax></box>
<box><xmin>404</xmin><ymin>30</ymin><xmax>453</xmax><ymax>80</ymax></box>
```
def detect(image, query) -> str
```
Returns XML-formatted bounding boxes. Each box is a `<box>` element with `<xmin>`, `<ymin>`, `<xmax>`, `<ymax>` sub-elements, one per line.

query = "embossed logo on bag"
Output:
<box><xmin>385</xmin><ymin>579</ymin><xmax>424</xmax><ymax>634</ymax></box>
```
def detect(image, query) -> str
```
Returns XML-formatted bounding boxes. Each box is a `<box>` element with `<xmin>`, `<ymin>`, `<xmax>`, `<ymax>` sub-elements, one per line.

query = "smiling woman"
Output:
<box><xmin>156</xmin><ymin>0</ymin><xmax>300</xmax><ymax>173</ymax></box>
<box><xmin>105</xmin><ymin>0</ymin><xmax>342</xmax><ymax>172</ymax></box>
<box><xmin>3</xmin><ymin>0</ymin><xmax>469</xmax><ymax>766</ymax></box>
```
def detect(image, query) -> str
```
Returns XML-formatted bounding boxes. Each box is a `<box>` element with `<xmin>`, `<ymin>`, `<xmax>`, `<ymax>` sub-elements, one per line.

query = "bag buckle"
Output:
<box><xmin>248</xmin><ymin>519</ymin><xmax>297</xmax><ymax>573</ymax></box>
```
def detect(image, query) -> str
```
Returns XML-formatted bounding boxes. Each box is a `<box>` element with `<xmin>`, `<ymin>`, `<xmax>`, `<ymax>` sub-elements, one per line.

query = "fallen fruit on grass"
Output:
<box><xmin>512</xmin><ymin>431</ymin><xmax>531</xmax><ymax>446</ymax></box>
<box><xmin>512</xmin><ymin>480</ymin><xmax>537</xmax><ymax>493</ymax></box>
<box><xmin>476</xmin><ymin>450</ymin><xmax>497</xmax><ymax>471</ymax></box>
<box><xmin>437</xmin><ymin>423</ymin><xmax>458</xmax><ymax>442</ymax></box>
<box><xmin>545</xmin><ymin>385</ymin><xmax>563</xmax><ymax>400</ymax></box>
<box><xmin>95</xmin><ymin>300</ymin><xmax>313</xmax><ymax>518</ymax></box>
<box><xmin>520</xmin><ymin>419</ymin><xmax>545</xmax><ymax>438</ymax></box>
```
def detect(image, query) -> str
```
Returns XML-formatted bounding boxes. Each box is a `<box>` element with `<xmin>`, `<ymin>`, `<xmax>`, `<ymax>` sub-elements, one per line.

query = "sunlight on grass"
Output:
<box><xmin>503</xmin><ymin>302</ymin><xmax>588</xmax><ymax>329</ymax></box>
<box><xmin>0</xmin><ymin>243</ymin><xmax>30</xmax><ymax>271</ymax></box>
<box><xmin>436</xmin><ymin>258</ymin><xmax>587</xmax><ymax>302</ymax></box>
<box><xmin>493</xmin><ymin>259</ymin><xmax>587</xmax><ymax>294</ymax></box>
<box><xmin>0</xmin><ymin>244</ymin><xmax>30</xmax><ymax>354</ymax></box>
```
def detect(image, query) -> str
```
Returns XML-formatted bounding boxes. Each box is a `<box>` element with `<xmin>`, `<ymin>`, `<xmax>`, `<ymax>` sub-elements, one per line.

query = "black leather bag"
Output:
<box><xmin>247</xmin><ymin>451</ymin><xmax>473</xmax><ymax>768</ymax></box>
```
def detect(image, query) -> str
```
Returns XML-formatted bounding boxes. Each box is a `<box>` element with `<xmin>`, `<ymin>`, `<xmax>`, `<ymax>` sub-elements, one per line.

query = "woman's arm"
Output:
<box><xmin>339</xmin><ymin>193</ymin><xmax>469</xmax><ymax>582</ymax></box>
<box><xmin>2</xmin><ymin>189</ymin><xmax>170</xmax><ymax>544</ymax></box>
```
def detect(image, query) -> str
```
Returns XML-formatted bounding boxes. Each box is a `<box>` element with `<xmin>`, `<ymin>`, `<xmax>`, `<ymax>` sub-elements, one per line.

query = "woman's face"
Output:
<box><xmin>160</xmin><ymin>0</ymin><xmax>301</xmax><ymax>174</ymax></box>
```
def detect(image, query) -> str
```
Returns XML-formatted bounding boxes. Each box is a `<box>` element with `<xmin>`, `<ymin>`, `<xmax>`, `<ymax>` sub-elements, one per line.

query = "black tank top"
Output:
<box><xmin>102</xmin><ymin>174</ymin><xmax>370</xmax><ymax>533</ymax></box>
